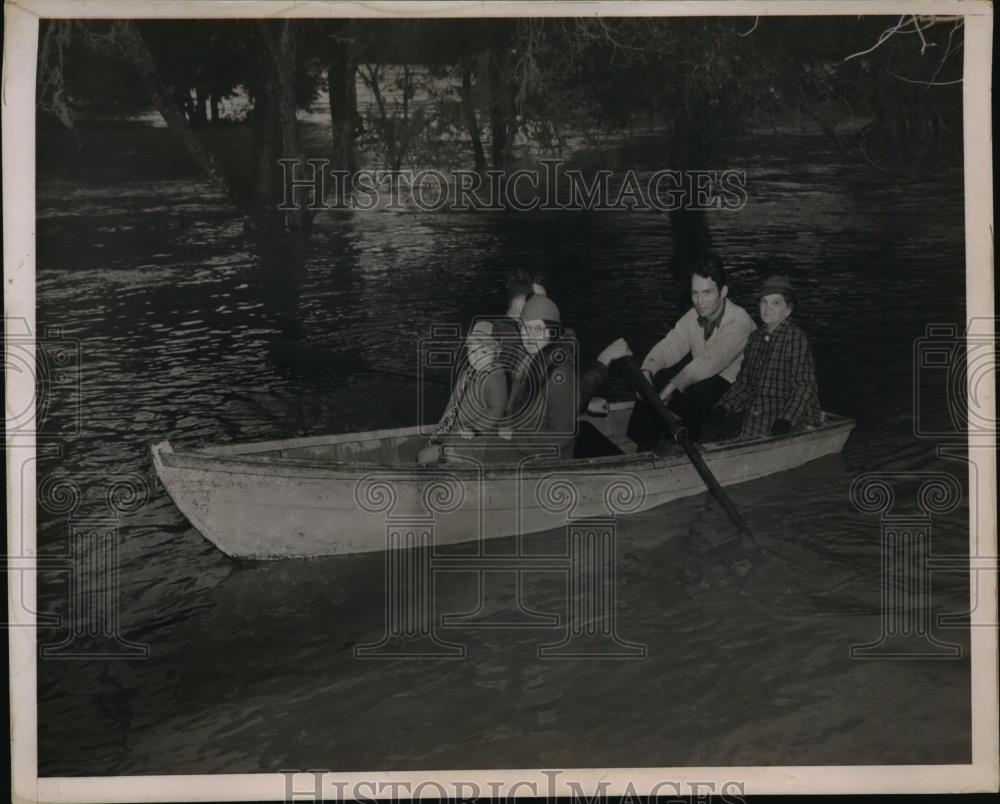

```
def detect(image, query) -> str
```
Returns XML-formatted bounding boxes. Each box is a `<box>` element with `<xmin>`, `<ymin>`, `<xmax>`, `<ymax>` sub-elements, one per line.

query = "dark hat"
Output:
<box><xmin>758</xmin><ymin>275</ymin><xmax>795</xmax><ymax>303</ymax></box>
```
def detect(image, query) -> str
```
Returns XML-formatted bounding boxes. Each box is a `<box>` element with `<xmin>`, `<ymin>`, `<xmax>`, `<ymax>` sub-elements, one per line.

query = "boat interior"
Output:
<box><xmin>198</xmin><ymin>405</ymin><xmax>849</xmax><ymax>467</ymax></box>
<box><xmin>203</xmin><ymin>402</ymin><xmax>641</xmax><ymax>465</ymax></box>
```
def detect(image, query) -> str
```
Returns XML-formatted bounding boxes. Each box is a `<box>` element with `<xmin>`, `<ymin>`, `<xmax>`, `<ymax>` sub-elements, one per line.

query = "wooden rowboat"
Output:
<box><xmin>150</xmin><ymin>403</ymin><xmax>854</xmax><ymax>560</ymax></box>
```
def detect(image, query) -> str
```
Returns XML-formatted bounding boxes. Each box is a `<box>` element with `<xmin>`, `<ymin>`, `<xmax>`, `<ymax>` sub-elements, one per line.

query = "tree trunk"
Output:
<box><xmin>483</xmin><ymin>50</ymin><xmax>510</xmax><ymax>170</ymax></box>
<box><xmin>116</xmin><ymin>20</ymin><xmax>305</xmax><ymax>338</ymax></box>
<box><xmin>258</xmin><ymin>20</ymin><xmax>311</xmax><ymax>236</ymax></box>
<box><xmin>247</xmin><ymin>64</ymin><xmax>304</xmax><ymax>338</ymax></box>
<box><xmin>488</xmin><ymin>70</ymin><xmax>511</xmax><ymax>171</ymax></box>
<box><xmin>394</xmin><ymin>64</ymin><xmax>417</xmax><ymax>172</ymax></box>
<box><xmin>194</xmin><ymin>86</ymin><xmax>208</xmax><ymax>125</ymax></box>
<box><xmin>174</xmin><ymin>88</ymin><xmax>192</xmax><ymax>123</ymax></box>
<box><xmin>210</xmin><ymin>92</ymin><xmax>220</xmax><ymax>124</ymax></box>
<box><xmin>481</xmin><ymin>23</ymin><xmax>519</xmax><ymax>171</ymax></box>
<box><xmin>327</xmin><ymin>38</ymin><xmax>357</xmax><ymax>173</ymax></box>
<box><xmin>251</xmin><ymin>72</ymin><xmax>281</xmax><ymax>222</ymax></box>
<box><xmin>461</xmin><ymin>59</ymin><xmax>486</xmax><ymax>172</ymax></box>
<box><xmin>362</xmin><ymin>63</ymin><xmax>402</xmax><ymax>172</ymax></box>
<box><xmin>255</xmin><ymin>20</ymin><xmax>310</xmax><ymax>337</ymax></box>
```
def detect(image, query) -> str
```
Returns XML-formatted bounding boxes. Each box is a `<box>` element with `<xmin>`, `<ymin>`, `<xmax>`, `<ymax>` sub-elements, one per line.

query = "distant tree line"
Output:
<box><xmin>36</xmin><ymin>16</ymin><xmax>964</xmax><ymax>329</ymax></box>
<box><xmin>39</xmin><ymin>17</ymin><xmax>964</xmax><ymax>172</ymax></box>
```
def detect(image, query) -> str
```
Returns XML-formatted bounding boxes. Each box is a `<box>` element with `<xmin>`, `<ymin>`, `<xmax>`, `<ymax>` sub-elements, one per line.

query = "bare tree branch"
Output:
<box><xmin>844</xmin><ymin>15</ymin><xmax>910</xmax><ymax>62</ymax></box>
<box><xmin>845</xmin><ymin>14</ymin><xmax>964</xmax><ymax>62</ymax></box>
<box><xmin>886</xmin><ymin>71</ymin><xmax>962</xmax><ymax>86</ymax></box>
<box><xmin>738</xmin><ymin>17</ymin><xmax>760</xmax><ymax>38</ymax></box>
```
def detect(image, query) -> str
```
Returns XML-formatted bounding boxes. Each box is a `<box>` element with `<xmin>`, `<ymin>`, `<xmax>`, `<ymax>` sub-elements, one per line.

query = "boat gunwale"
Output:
<box><xmin>191</xmin><ymin>405</ymin><xmax>852</xmax><ymax>458</ymax></box>
<box><xmin>154</xmin><ymin>414</ymin><xmax>855</xmax><ymax>480</ymax></box>
<box><xmin>194</xmin><ymin>400</ymin><xmax>644</xmax><ymax>458</ymax></box>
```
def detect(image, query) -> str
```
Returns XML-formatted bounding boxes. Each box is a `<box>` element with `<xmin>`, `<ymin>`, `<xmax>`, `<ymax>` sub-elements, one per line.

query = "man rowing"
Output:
<box><xmin>627</xmin><ymin>255</ymin><xmax>755</xmax><ymax>448</ymax></box>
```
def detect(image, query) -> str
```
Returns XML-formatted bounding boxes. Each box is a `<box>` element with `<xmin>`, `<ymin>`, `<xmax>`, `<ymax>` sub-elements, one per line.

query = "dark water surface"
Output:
<box><xmin>35</xmin><ymin>124</ymin><xmax>971</xmax><ymax>773</ymax></box>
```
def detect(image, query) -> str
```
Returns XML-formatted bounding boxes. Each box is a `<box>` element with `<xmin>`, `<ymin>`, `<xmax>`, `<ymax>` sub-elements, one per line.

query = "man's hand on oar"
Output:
<box><xmin>635</xmin><ymin>367</ymin><xmax>653</xmax><ymax>401</ymax></box>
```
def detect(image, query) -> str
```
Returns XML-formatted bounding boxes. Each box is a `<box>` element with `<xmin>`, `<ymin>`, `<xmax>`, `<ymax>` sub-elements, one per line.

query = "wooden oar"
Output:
<box><xmin>621</xmin><ymin>355</ymin><xmax>758</xmax><ymax>549</ymax></box>
<box><xmin>267</xmin><ymin>336</ymin><xmax>451</xmax><ymax>387</ymax></box>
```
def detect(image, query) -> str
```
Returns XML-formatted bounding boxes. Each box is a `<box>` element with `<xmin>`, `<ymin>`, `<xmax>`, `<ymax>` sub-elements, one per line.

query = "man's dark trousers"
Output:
<box><xmin>626</xmin><ymin>369</ymin><xmax>731</xmax><ymax>447</ymax></box>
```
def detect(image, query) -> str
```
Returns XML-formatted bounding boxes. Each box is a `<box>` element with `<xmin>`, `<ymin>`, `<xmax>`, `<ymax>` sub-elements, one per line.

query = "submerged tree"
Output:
<box><xmin>38</xmin><ymin>19</ymin><xmax>327</xmax><ymax>336</ymax></box>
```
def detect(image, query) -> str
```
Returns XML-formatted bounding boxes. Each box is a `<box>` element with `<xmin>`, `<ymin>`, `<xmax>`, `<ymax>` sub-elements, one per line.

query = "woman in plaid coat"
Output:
<box><xmin>714</xmin><ymin>275</ymin><xmax>822</xmax><ymax>440</ymax></box>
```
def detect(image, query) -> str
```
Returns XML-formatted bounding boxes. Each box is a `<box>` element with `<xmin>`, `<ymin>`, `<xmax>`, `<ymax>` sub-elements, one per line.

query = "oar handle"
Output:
<box><xmin>621</xmin><ymin>355</ymin><xmax>757</xmax><ymax>546</ymax></box>
<box><xmin>621</xmin><ymin>358</ymin><xmax>688</xmax><ymax>441</ymax></box>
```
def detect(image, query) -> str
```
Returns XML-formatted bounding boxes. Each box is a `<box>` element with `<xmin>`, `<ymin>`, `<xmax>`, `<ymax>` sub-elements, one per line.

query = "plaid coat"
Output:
<box><xmin>718</xmin><ymin>319</ymin><xmax>822</xmax><ymax>439</ymax></box>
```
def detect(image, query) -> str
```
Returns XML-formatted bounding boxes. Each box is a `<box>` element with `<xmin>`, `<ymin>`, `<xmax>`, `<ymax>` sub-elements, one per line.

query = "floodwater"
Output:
<box><xmin>33</xmin><ymin>122</ymin><xmax>972</xmax><ymax>774</ymax></box>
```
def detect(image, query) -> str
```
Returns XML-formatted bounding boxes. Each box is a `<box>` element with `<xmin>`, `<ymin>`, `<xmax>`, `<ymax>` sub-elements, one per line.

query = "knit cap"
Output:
<box><xmin>520</xmin><ymin>294</ymin><xmax>560</xmax><ymax>325</ymax></box>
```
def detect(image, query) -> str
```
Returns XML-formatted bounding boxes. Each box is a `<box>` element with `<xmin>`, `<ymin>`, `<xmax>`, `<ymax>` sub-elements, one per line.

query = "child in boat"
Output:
<box><xmin>417</xmin><ymin>320</ymin><xmax>509</xmax><ymax>465</ymax></box>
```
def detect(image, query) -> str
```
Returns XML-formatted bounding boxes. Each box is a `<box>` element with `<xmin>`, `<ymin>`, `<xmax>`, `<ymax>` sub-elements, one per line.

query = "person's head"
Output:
<box><xmin>757</xmin><ymin>275</ymin><xmax>796</xmax><ymax>331</ymax></box>
<box><xmin>505</xmin><ymin>269</ymin><xmax>548</xmax><ymax>316</ymax></box>
<box><xmin>466</xmin><ymin>320</ymin><xmax>500</xmax><ymax>371</ymax></box>
<box><xmin>689</xmin><ymin>256</ymin><xmax>728</xmax><ymax>319</ymax></box>
<box><xmin>518</xmin><ymin>294</ymin><xmax>561</xmax><ymax>355</ymax></box>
